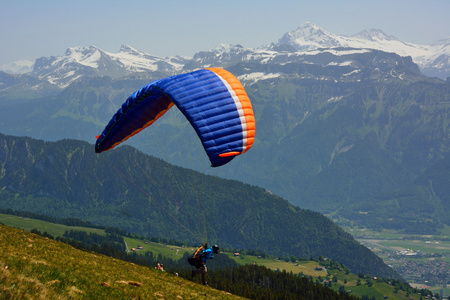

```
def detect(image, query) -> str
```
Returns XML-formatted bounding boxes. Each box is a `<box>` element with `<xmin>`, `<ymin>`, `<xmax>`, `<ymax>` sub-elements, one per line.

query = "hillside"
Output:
<box><xmin>0</xmin><ymin>215</ymin><xmax>434</xmax><ymax>300</ymax></box>
<box><xmin>339</xmin><ymin>155</ymin><xmax>450</xmax><ymax>232</ymax></box>
<box><xmin>0</xmin><ymin>133</ymin><xmax>400</xmax><ymax>279</ymax></box>
<box><xmin>0</xmin><ymin>223</ymin><xmax>242</xmax><ymax>299</ymax></box>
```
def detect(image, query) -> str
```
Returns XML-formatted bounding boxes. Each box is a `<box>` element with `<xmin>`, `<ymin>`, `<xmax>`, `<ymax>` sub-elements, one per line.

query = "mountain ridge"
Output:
<box><xmin>274</xmin><ymin>23</ymin><xmax>450</xmax><ymax>79</ymax></box>
<box><xmin>1</xmin><ymin>22</ymin><xmax>449</xmax><ymax>80</ymax></box>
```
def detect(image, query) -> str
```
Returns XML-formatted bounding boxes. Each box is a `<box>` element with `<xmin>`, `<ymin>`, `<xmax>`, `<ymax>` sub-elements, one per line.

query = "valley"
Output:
<box><xmin>341</xmin><ymin>224</ymin><xmax>450</xmax><ymax>296</ymax></box>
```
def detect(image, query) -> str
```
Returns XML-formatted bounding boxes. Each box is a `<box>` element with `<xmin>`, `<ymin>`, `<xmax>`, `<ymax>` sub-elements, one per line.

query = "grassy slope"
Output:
<box><xmin>0</xmin><ymin>212</ymin><xmax>330</xmax><ymax>277</ymax></box>
<box><xmin>0</xmin><ymin>224</ymin><xmax>242</xmax><ymax>299</ymax></box>
<box><xmin>0</xmin><ymin>213</ymin><xmax>429</xmax><ymax>300</ymax></box>
<box><xmin>0</xmin><ymin>213</ymin><xmax>105</xmax><ymax>237</ymax></box>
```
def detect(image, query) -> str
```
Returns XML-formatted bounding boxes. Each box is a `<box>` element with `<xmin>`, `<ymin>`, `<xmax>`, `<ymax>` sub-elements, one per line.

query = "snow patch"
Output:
<box><xmin>327</xmin><ymin>61</ymin><xmax>353</xmax><ymax>67</ymax></box>
<box><xmin>343</xmin><ymin>70</ymin><xmax>361</xmax><ymax>77</ymax></box>
<box><xmin>238</xmin><ymin>72</ymin><xmax>281</xmax><ymax>83</ymax></box>
<box><xmin>54</xmin><ymin>46</ymin><xmax>102</xmax><ymax>68</ymax></box>
<box><xmin>327</xmin><ymin>96</ymin><xmax>343</xmax><ymax>103</ymax></box>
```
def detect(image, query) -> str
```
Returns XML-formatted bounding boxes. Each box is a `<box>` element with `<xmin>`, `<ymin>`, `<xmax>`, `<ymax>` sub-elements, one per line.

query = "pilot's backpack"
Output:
<box><xmin>188</xmin><ymin>245</ymin><xmax>205</xmax><ymax>269</ymax></box>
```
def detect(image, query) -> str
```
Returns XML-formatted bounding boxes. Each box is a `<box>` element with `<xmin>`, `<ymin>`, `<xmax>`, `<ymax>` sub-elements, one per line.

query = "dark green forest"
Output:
<box><xmin>0</xmin><ymin>133</ymin><xmax>400</xmax><ymax>279</ymax></box>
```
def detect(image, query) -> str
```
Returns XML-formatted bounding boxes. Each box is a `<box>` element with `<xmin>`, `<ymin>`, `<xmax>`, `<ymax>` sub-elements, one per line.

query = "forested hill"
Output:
<box><xmin>0</xmin><ymin>133</ymin><xmax>400</xmax><ymax>279</ymax></box>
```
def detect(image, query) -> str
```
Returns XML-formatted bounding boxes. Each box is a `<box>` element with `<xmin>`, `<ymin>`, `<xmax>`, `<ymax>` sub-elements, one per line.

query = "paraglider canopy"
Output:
<box><xmin>95</xmin><ymin>68</ymin><xmax>255</xmax><ymax>167</ymax></box>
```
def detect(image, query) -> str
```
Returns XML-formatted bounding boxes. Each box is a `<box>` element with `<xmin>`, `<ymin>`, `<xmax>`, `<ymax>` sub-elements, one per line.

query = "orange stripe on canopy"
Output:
<box><xmin>205</xmin><ymin>68</ymin><xmax>255</xmax><ymax>154</ymax></box>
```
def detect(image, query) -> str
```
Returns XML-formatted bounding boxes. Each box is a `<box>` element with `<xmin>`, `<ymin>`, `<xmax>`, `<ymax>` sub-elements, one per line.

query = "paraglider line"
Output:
<box><xmin>112</xmin><ymin>165</ymin><xmax>202</xmax><ymax>243</ymax></box>
<box><xmin>186</xmin><ymin>129</ymin><xmax>208</xmax><ymax>245</ymax></box>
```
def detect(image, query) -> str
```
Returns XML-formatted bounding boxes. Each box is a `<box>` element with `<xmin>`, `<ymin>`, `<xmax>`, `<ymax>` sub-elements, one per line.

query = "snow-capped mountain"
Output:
<box><xmin>29</xmin><ymin>45</ymin><xmax>189</xmax><ymax>88</ymax></box>
<box><xmin>0</xmin><ymin>59</ymin><xmax>34</xmax><ymax>74</ymax></box>
<box><xmin>23</xmin><ymin>44</ymin><xmax>421</xmax><ymax>89</ymax></box>
<box><xmin>2</xmin><ymin>22</ymin><xmax>449</xmax><ymax>88</ymax></box>
<box><xmin>277</xmin><ymin>22</ymin><xmax>345</xmax><ymax>50</ymax></box>
<box><xmin>273</xmin><ymin>22</ymin><xmax>449</xmax><ymax>79</ymax></box>
<box><xmin>276</xmin><ymin>22</ymin><xmax>407</xmax><ymax>52</ymax></box>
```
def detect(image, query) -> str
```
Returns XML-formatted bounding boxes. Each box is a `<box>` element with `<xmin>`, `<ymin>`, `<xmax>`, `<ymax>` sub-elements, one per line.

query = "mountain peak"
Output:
<box><xmin>0</xmin><ymin>59</ymin><xmax>34</xmax><ymax>74</ymax></box>
<box><xmin>119</xmin><ymin>44</ymin><xmax>144</xmax><ymax>56</ymax></box>
<box><xmin>61</xmin><ymin>46</ymin><xmax>105</xmax><ymax>68</ymax></box>
<box><xmin>213</xmin><ymin>43</ymin><xmax>244</xmax><ymax>54</ymax></box>
<box><xmin>353</xmin><ymin>29</ymin><xmax>398</xmax><ymax>41</ymax></box>
<box><xmin>277</xmin><ymin>22</ymin><xmax>344</xmax><ymax>50</ymax></box>
<box><xmin>64</xmin><ymin>45</ymin><xmax>101</xmax><ymax>56</ymax></box>
<box><xmin>289</xmin><ymin>22</ymin><xmax>334</xmax><ymax>39</ymax></box>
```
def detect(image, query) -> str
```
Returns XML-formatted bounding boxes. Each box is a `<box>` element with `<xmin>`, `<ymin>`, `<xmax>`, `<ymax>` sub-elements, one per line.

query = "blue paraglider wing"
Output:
<box><xmin>95</xmin><ymin>68</ymin><xmax>255</xmax><ymax>167</ymax></box>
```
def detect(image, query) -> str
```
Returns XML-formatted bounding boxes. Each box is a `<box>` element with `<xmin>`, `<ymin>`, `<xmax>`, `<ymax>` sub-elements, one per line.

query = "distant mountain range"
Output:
<box><xmin>0</xmin><ymin>22</ymin><xmax>448</xmax><ymax>235</ymax></box>
<box><xmin>274</xmin><ymin>22</ymin><xmax>450</xmax><ymax>79</ymax></box>
<box><xmin>2</xmin><ymin>22</ymin><xmax>449</xmax><ymax>80</ymax></box>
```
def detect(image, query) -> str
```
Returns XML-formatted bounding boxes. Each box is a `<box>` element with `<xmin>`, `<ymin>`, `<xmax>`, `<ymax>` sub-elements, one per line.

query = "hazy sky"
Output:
<box><xmin>1</xmin><ymin>0</ymin><xmax>449</xmax><ymax>65</ymax></box>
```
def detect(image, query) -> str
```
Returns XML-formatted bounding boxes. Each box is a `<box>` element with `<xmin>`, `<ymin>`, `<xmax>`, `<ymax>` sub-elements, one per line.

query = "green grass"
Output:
<box><xmin>379</xmin><ymin>239</ymin><xmax>450</xmax><ymax>254</ymax></box>
<box><xmin>0</xmin><ymin>212</ymin><xmax>436</xmax><ymax>300</ymax></box>
<box><xmin>0</xmin><ymin>224</ymin><xmax>243</xmax><ymax>299</ymax></box>
<box><xmin>342</xmin><ymin>224</ymin><xmax>450</xmax><ymax>241</ymax></box>
<box><xmin>357</xmin><ymin>237</ymin><xmax>450</xmax><ymax>256</ymax></box>
<box><xmin>0</xmin><ymin>213</ymin><xmax>105</xmax><ymax>237</ymax></box>
<box><xmin>224</xmin><ymin>253</ymin><xmax>328</xmax><ymax>277</ymax></box>
<box><xmin>324</xmin><ymin>270</ymin><xmax>425</xmax><ymax>300</ymax></box>
<box><xmin>123</xmin><ymin>237</ymin><xmax>188</xmax><ymax>259</ymax></box>
<box><xmin>124</xmin><ymin>235</ymin><xmax>330</xmax><ymax>278</ymax></box>
<box><xmin>0</xmin><ymin>212</ymin><xmax>327</xmax><ymax>275</ymax></box>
